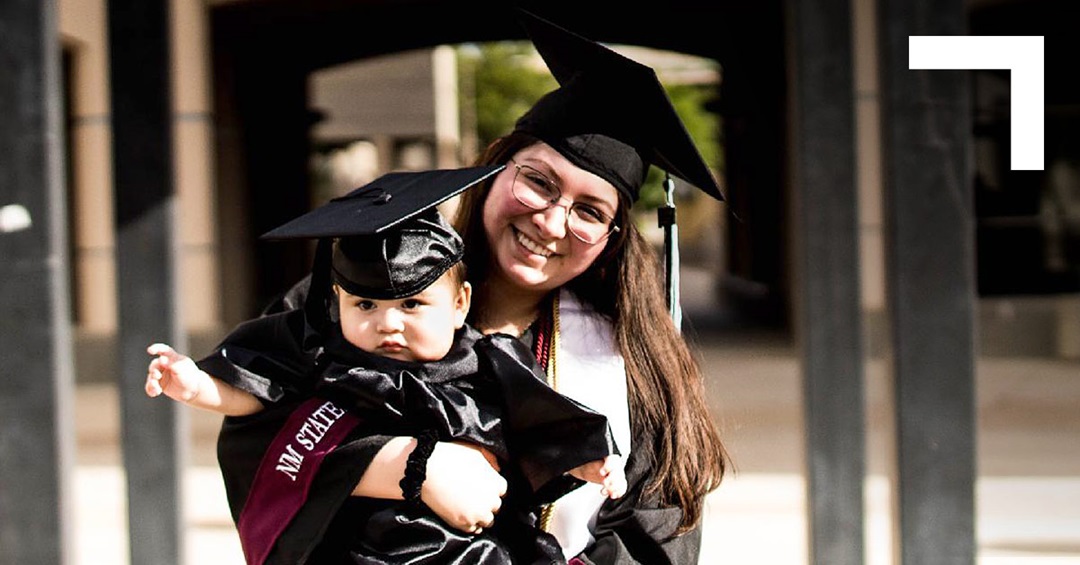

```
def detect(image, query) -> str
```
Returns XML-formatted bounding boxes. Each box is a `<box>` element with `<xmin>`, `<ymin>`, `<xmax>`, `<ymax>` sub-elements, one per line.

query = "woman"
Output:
<box><xmin>210</xmin><ymin>12</ymin><xmax>728</xmax><ymax>565</ymax></box>
<box><xmin>448</xmin><ymin>16</ymin><xmax>729</xmax><ymax>559</ymax></box>
<box><xmin>455</xmin><ymin>134</ymin><xmax>727</xmax><ymax>562</ymax></box>
<box><xmin>350</xmin><ymin>27</ymin><xmax>729</xmax><ymax>562</ymax></box>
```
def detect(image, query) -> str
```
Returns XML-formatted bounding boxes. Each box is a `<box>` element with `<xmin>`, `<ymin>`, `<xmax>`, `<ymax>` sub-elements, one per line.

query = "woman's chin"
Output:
<box><xmin>500</xmin><ymin>261</ymin><xmax>558</xmax><ymax>293</ymax></box>
<box><xmin>505</xmin><ymin>265</ymin><xmax>549</xmax><ymax>288</ymax></box>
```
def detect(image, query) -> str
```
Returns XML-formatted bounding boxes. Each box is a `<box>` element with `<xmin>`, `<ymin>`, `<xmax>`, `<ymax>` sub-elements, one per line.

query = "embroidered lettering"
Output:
<box><xmin>239</xmin><ymin>397</ymin><xmax>361</xmax><ymax>565</ymax></box>
<box><xmin>276</xmin><ymin>402</ymin><xmax>349</xmax><ymax>477</ymax></box>
<box><xmin>274</xmin><ymin>444</ymin><xmax>305</xmax><ymax>481</ymax></box>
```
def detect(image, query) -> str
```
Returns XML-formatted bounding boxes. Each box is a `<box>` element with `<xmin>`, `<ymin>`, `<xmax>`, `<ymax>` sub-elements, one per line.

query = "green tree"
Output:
<box><xmin>640</xmin><ymin>83</ymin><xmax>722</xmax><ymax>209</ymax></box>
<box><xmin>458</xmin><ymin>42</ymin><xmax>556</xmax><ymax>150</ymax></box>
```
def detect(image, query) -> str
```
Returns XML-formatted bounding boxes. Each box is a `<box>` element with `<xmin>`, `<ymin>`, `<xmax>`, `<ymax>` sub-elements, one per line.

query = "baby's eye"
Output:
<box><xmin>357</xmin><ymin>300</ymin><xmax>376</xmax><ymax>311</ymax></box>
<box><xmin>401</xmin><ymin>299</ymin><xmax>423</xmax><ymax>310</ymax></box>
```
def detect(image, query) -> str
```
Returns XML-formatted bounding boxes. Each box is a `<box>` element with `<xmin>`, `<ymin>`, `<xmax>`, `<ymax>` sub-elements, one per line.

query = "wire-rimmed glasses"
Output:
<box><xmin>509</xmin><ymin>159</ymin><xmax>620</xmax><ymax>244</ymax></box>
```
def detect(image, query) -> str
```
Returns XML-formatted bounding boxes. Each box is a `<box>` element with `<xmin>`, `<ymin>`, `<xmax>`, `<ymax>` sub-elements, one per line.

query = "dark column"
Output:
<box><xmin>877</xmin><ymin>1</ymin><xmax>976</xmax><ymax>563</ymax></box>
<box><xmin>107</xmin><ymin>0</ymin><xmax>186</xmax><ymax>563</ymax></box>
<box><xmin>237</xmin><ymin>63</ymin><xmax>313</xmax><ymax>314</ymax></box>
<box><xmin>719</xmin><ymin>4</ymin><xmax>790</xmax><ymax>329</ymax></box>
<box><xmin>0</xmin><ymin>1</ymin><xmax>74</xmax><ymax>564</ymax></box>
<box><xmin>210</xmin><ymin>10</ymin><xmax>314</xmax><ymax>322</ymax></box>
<box><xmin>787</xmin><ymin>0</ymin><xmax>865</xmax><ymax>564</ymax></box>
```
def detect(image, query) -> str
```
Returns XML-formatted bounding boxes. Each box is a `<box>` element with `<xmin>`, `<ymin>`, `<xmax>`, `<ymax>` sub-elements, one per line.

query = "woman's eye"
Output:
<box><xmin>574</xmin><ymin>205</ymin><xmax>606</xmax><ymax>224</ymax></box>
<box><xmin>526</xmin><ymin>173</ymin><xmax>549</xmax><ymax>187</ymax></box>
<box><xmin>402</xmin><ymin>299</ymin><xmax>422</xmax><ymax>310</ymax></box>
<box><xmin>525</xmin><ymin>172</ymin><xmax>556</xmax><ymax>194</ymax></box>
<box><xmin>357</xmin><ymin>300</ymin><xmax>376</xmax><ymax>311</ymax></box>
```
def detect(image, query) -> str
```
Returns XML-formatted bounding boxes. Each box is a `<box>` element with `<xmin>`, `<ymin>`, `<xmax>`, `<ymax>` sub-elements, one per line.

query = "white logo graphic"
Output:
<box><xmin>909</xmin><ymin>36</ymin><xmax>1044</xmax><ymax>171</ymax></box>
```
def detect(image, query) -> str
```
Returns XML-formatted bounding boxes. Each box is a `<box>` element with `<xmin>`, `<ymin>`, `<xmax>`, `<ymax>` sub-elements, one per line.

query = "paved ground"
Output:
<box><xmin>73</xmin><ymin>336</ymin><xmax>1080</xmax><ymax>565</ymax></box>
<box><xmin>70</xmin><ymin>270</ymin><xmax>1080</xmax><ymax>564</ymax></box>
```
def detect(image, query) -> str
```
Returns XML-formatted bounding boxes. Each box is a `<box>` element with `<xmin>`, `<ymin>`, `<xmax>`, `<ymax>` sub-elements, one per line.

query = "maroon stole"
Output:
<box><xmin>236</xmin><ymin>397</ymin><xmax>361</xmax><ymax>565</ymax></box>
<box><xmin>532</xmin><ymin>295</ymin><xmax>555</xmax><ymax>369</ymax></box>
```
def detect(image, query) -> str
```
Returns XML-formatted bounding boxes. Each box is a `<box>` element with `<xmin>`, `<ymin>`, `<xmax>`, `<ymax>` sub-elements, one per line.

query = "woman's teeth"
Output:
<box><xmin>516</xmin><ymin>230</ymin><xmax>553</xmax><ymax>257</ymax></box>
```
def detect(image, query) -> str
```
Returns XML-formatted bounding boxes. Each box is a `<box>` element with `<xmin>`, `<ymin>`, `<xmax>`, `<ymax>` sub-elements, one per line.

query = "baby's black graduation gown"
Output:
<box><xmin>203</xmin><ymin>305</ymin><xmax>617</xmax><ymax>564</ymax></box>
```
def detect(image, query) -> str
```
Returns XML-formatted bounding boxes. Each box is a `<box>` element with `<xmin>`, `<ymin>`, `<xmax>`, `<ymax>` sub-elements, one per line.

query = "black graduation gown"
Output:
<box><xmin>311</xmin><ymin>325</ymin><xmax>619</xmax><ymax>565</ymax></box>
<box><xmin>204</xmin><ymin>276</ymin><xmax>703</xmax><ymax>564</ymax></box>
<box><xmin>204</xmin><ymin>311</ymin><xmax>616</xmax><ymax>563</ymax></box>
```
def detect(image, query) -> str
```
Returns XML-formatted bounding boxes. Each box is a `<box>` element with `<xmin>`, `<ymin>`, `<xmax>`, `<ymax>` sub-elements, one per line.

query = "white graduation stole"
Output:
<box><xmin>544</xmin><ymin>289</ymin><xmax>632</xmax><ymax>559</ymax></box>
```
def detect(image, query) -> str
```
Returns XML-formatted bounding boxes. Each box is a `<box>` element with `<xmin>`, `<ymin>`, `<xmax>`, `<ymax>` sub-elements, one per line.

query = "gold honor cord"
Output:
<box><xmin>538</xmin><ymin>293</ymin><xmax>561</xmax><ymax>532</ymax></box>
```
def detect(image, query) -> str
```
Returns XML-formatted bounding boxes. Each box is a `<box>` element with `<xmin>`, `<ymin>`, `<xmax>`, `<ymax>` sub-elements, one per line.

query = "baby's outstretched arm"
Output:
<box><xmin>568</xmin><ymin>454</ymin><xmax>627</xmax><ymax>499</ymax></box>
<box><xmin>145</xmin><ymin>343</ymin><xmax>263</xmax><ymax>416</ymax></box>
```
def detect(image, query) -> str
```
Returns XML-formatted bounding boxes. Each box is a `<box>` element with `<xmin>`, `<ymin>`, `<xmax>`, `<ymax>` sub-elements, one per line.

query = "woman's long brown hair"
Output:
<box><xmin>455</xmin><ymin>133</ymin><xmax>728</xmax><ymax>533</ymax></box>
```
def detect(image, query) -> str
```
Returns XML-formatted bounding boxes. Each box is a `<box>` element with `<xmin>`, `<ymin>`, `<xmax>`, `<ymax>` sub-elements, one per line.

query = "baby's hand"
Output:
<box><xmin>568</xmin><ymin>454</ymin><xmax>627</xmax><ymax>499</ymax></box>
<box><xmin>145</xmin><ymin>343</ymin><xmax>205</xmax><ymax>403</ymax></box>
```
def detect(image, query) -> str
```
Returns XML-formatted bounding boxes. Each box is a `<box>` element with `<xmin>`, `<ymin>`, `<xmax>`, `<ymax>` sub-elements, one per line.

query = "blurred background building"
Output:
<box><xmin>2</xmin><ymin>0</ymin><xmax>1078</xmax><ymax>563</ymax></box>
<box><xmin>54</xmin><ymin>0</ymin><xmax>1080</xmax><ymax>370</ymax></box>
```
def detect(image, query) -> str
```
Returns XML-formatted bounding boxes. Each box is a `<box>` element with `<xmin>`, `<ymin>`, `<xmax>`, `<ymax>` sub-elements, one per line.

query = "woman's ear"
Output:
<box><xmin>454</xmin><ymin>281</ymin><xmax>472</xmax><ymax>329</ymax></box>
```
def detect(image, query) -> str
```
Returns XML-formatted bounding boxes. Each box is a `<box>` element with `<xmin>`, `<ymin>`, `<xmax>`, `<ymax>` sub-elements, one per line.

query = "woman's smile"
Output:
<box><xmin>513</xmin><ymin>226</ymin><xmax>555</xmax><ymax>258</ymax></box>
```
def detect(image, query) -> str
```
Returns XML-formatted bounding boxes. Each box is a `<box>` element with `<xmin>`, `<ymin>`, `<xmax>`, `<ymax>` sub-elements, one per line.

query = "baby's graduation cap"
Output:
<box><xmin>514</xmin><ymin>10</ymin><xmax>725</xmax><ymax>325</ymax></box>
<box><xmin>261</xmin><ymin>165</ymin><xmax>504</xmax><ymax>322</ymax></box>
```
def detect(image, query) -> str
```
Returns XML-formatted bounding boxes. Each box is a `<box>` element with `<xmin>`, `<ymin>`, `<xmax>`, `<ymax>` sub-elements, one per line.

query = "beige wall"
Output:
<box><xmin>58</xmin><ymin>0</ymin><xmax>222</xmax><ymax>338</ymax></box>
<box><xmin>61</xmin><ymin>0</ymin><xmax>115</xmax><ymax>334</ymax></box>
<box><xmin>172</xmin><ymin>0</ymin><xmax>221</xmax><ymax>333</ymax></box>
<box><xmin>852</xmin><ymin>0</ymin><xmax>886</xmax><ymax>318</ymax></box>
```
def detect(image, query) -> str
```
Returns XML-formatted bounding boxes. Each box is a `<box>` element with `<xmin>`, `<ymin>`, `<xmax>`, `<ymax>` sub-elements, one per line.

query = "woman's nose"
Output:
<box><xmin>532</xmin><ymin>203</ymin><xmax>568</xmax><ymax>240</ymax></box>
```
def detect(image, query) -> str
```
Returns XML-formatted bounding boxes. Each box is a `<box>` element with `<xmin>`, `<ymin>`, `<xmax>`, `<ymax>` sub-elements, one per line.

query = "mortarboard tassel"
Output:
<box><xmin>659</xmin><ymin>173</ymin><xmax>681</xmax><ymax>331</ymax></box>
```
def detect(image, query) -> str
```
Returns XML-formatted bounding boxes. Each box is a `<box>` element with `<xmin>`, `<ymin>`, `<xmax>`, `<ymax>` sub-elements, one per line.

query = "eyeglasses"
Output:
<box><xmin>509</xmin><ymin>159</ymin><xmax>620</xmax><ymax>245</ymax></box>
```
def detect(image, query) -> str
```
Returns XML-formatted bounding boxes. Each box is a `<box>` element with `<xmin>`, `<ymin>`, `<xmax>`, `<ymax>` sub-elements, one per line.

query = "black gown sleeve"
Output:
<box><xmin>575</xmin><ymin>427</ymin><xmax>702</xmax><ymax>565</ymax></box>
<box><xmin>476</xmin><ymin>333</ymin><xmax>619</xmax><ymax>503</ymax></box>
<box><xmin>196</xmin><ymin>307</ymin><xmax>318</xmax><ymax>403</ymax></box>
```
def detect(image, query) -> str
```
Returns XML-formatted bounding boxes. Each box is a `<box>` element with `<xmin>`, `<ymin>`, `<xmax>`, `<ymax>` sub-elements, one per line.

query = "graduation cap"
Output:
<box><xmin>263</xmin><ymin>165</ymin><xmax>504</xmax><ymax>240</ymax></box>
<box><xmin>514</xmin><ymin>10</ymin><xmax>725</xmax><ymax>327</ymax></box>
<box><xmin>262</xmin><ymin>165</ymin><xmax>504</xmax><ymax>301</ymax></box>
<box><xmin>513</xmin><ymin>9</ymin><xmax>725</xmax><ymax>203</ymax></box>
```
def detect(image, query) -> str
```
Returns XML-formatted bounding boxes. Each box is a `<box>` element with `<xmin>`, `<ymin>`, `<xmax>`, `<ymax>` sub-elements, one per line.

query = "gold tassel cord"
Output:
<box><xmin>546</xmin><ymin>293</ymin><xmax>560</xmax><ymax>390</ymax></box>
<box><xmin>538</xmin><ymin>293</ymin><xmax>561</xmax><ymax>532</ymax></box>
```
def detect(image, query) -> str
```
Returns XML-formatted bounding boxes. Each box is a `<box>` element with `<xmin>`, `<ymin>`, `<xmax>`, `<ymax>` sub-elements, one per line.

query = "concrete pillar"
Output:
<box><xmin>0</xmin><ymin>0</ymin><xmax>76</xmax><ymax>563</ymax></box>
<box><xmin>787</xmin><ymin>0</ymin><xmax>866</xmax><ymax>563</ymax></box>
<box><xmin>433</xmin><ymin>45</ymin><xmax>461</xmax><ymax>169</ymax></box>
<box><xmin>107</xmin><ymin>0</ymin><xmax>186</xmax><ymax>562</ymax></box>
<box><xmin>877</xmin><ymin>0</ymin><xmax>976</xmax><ymax>563</ymax></box>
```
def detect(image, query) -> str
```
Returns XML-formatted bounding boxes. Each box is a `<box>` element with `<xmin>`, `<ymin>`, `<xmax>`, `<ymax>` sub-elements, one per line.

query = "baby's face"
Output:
<box><xmin>335</xmin><ymin>273</ymin><xmax>471</xmax><ymax>363</ymax></box>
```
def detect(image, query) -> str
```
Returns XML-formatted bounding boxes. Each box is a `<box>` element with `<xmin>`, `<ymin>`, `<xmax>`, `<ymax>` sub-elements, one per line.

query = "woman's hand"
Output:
<box><xmin>421</xmin><ymin>441</ymin><xmax>507</xmax><ymax>534</ymax></box>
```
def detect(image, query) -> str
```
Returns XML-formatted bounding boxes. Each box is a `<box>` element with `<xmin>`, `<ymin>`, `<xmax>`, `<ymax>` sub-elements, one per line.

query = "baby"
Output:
<box><xmin>145</xmin><ymin>167</ymin><xmax>625</xmax><ymax>564</ymax></box>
